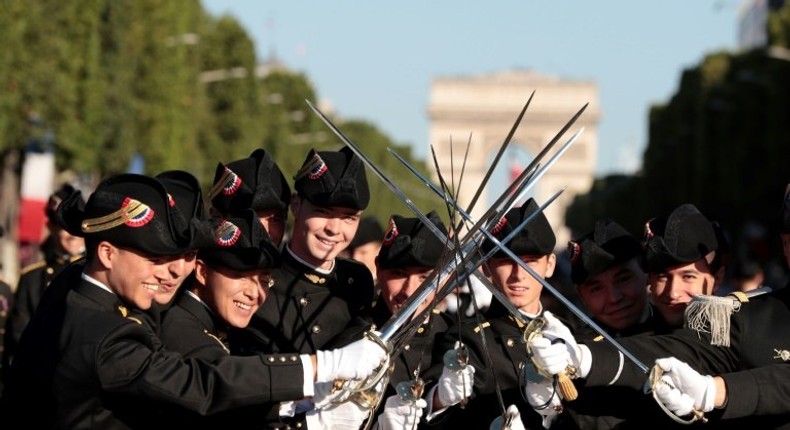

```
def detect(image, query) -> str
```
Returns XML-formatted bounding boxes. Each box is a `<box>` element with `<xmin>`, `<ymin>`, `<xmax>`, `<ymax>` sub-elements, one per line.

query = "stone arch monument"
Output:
<box><xmin>427</xmin><ymin>70</ymin><xmax>600</xmax><ymax>246</ymax></box>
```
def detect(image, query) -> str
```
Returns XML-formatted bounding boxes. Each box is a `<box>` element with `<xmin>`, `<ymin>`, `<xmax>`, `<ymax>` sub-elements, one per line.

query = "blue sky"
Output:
<box><xmin>202</xmin><ymin>1</ymin><xmax>742</xmax><ymax>176</ymax></box>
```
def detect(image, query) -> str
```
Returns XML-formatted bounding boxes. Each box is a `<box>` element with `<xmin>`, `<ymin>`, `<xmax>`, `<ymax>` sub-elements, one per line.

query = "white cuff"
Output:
<box><xmin>579</xmin><ymin>344</ymin><xmax>592</xmax><ymax>379</ymax></box>
<box><xmin>424</xmin><ymin>385</ymin><xmax>450</xmax><ymax>422</ymax></box>
<box><xmin>300</xmin><ymin>354</ymin><xmax>315</xmax><ymax>397</ymax></box>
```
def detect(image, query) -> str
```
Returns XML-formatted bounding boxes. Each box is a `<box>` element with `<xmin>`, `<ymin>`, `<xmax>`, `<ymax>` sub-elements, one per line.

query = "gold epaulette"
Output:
<box><xmin>431</xmin><ymin>308</ymin><xmax>441</xmax><ymax>315</ymax></box>
<box><xmin>68</xmin><ymin>254</ymin><xmax>85</xmax><ymax>263</ymax></box>
<box><xmin>593</xmin><ymin>335</ymin><xmax>604</xmax><ymax>342</ymax></box>
<box><xmin>126</xmin><ymin>316</ymin><xmax>143</xmax><ymax>325</ymax></box>
<box><xmin>473</xmin><ymin>321</ymin><xmax>491</xmax><ymax>333</ymax></box>
<box><xmin>19</xmin><ymin>260</ymin><xmax>46</xmax><ymax>276</ymax></box>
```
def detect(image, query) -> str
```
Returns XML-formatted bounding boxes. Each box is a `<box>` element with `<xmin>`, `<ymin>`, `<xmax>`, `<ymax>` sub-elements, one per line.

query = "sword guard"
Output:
<box><xmin>396</xmin><ymin>377</ymin><xmax>425</xmax><ymax>402</ymax></box>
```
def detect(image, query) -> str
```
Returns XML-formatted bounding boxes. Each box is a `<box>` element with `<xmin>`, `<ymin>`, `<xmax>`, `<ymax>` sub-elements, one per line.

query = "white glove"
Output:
<box><xmin>312</xmin><ymin>381</ymin><xmax>345</xmax><ymax>409</ymax></box>
<box><xmin>489</xmin><ymin>404</ymin><xmax>526</xmax><ymax>430</ymax></box>
<box><xmin>305</xmin><ymin>400</ymin><xmax>370</xmax><ymax>429</ymax></box>
<box><xmin>525</xmin><ymin>378</ymin><xmax>563</xmax><ymax>429</ymax></box>
<box><xmin>654</xmin><ymin>357</ymin><xmax>716</xmax><ymax>415</ymax></box>
<box><xmin>436</xmin><ymin>362</ymin><xmax>476</xmax><ymax>408</ymax></box>
<box><xmin>375</xmin><ymin>395</ymin><xmax>427</xmax><ymax>430</ymax></box>
<box><xmin>315</xmin><ymin>336</ymin><xmax>387</xmax><ymax>383</ymax></box>
<box><xmin>529</xmin><ymin>311</ymin><xmax>588</xmax><ymax>378</ymax></box>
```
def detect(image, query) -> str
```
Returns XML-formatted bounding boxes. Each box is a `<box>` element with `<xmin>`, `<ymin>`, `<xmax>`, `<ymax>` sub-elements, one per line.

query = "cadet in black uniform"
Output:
<box><xmin>367</xmin><ymin>211</ymin><xmax>453</xmax><ymax>429</ymax></box>
<box><xmin>432</xmin><ymin>198</ymin><xmax>558</xmax><ymax>430</ymax></box>
<box><xmin>553</xmin><ymin>219</ymin><xmax>674</xmax><ymax>429</ymax></box>
<box><xmin>648</xmin><ymin>187</ymin><xmax>790</xmax><ymax>427</ymax></box>
<box><xmin>160</xmin><ymin>210</ymin><xmax>369</xmax><ymax>428</ymax></box>
<box><xmin>230</xmin><ymin>146</ymin><xmax>377</xmax><ymax>427</ymax></box>
<box><xmin>153</xmin><ymin>170</ymin><xmax>209</xmax><ymax>308</ymax></box>
<box><xmin>529</xmin><ymin>203</ymin><xmax>790</xmax><ymax>429</ymax></box>
<box><xmin>3</xmin><ymin>184</ymin><xmax>85</xmax><ymax>368</ymax></box>
<box><xmin>129</xmin><ymin>170</ymin><xmax>210</xmax><ymax>336</ymax></box>
<box><xmin>209</xmin><ymin>148</ymin><xmax>291</xmax><ymax>247</ymax></box>
<box><xmin>232</xmin><ymin>146</ymin><xmax>375</xmax><ymax>355</ymax></box>
<box><xmin>1</xmin><ymin>173</ymin><xmax>387</xmax><ymax>429</ymax></box>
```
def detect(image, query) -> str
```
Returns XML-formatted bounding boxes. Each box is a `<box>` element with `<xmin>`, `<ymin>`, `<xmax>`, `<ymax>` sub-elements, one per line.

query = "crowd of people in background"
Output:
<box><xmin>0</xmin><ymin>142</ymin><xmax>788</xmax><ymax>429</ymax></box>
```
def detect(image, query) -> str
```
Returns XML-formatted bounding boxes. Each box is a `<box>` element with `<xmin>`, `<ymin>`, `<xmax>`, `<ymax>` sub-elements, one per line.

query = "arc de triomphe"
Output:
<box><xmin>427</xmin><ymin>70</ymin><xmax>600</xmax><ymax>246</ymax></box>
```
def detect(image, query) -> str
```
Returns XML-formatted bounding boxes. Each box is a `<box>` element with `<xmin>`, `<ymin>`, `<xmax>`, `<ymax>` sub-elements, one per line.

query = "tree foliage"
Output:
<box><xmin>0</xmin><ymin>0</ymin><xmax>442</xmax><ymax>228</ymax></box>
<box><xmin>566</xmin><ymin>3</ymin><xmax>790</xmax><ymax>268</ymax></box>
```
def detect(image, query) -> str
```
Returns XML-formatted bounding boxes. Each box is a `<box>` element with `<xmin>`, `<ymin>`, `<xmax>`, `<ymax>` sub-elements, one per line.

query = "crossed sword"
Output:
<box><xmin>304</xmin><ymin>97</ymin><xmax>649</xmax><ymax>421</ymax></box>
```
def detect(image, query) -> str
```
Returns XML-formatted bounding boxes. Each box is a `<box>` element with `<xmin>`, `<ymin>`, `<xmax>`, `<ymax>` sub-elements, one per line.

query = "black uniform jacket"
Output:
<box><xmin>557</xmin><ymin>304</ymin><xmax>677</xmax><ymax>430</ymax></box>
<box><xmin>231</xmin><ymin>248</ymin><xmax>374</xmax><ymax>355</ymax></box>
<box><xmin>160</xmin><ymin>292</ymin><xmax>290</xmax><ymax>429</ymax></box>
<box><xmin>2</xmin><ymin>275</ymin><xmax>306</xmax><ymax>429</ymax></box>
<box><xmin>583</xmin><ymin>291</ymin><xmax>790</xmax><ymax>429</ymax></box>
<box><xmin>4</xmin><ymin>243</ymin><xmax>80</xmax><ymax>367</ymax></box>
<box><xmin>432</xmin><ymin>300</ymin><xmax>549</xmax><ymax>430</ymax></box>
<box><xmin>370</xmin><ymin>300</ymin><xmax>451</xmax><ymax>428</ymax></box>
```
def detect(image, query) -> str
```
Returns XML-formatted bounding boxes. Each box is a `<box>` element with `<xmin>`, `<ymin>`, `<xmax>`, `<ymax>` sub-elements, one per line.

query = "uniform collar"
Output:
<box><xmin>283</xmin><ymin>246</ymin><xmax>337</xmax><ymax>285</ymax></box>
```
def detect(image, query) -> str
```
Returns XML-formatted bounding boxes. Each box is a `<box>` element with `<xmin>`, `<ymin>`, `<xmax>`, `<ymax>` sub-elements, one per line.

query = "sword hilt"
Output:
<box><xmin>443</xmin><ymin>343</ymin><xmax>471</xmax><ymax>408</ymax></box>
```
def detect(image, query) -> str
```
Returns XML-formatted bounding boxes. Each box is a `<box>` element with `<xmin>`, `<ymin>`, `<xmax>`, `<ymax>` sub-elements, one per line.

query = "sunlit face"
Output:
<box><xmin>154</xmin><ymin>249</ymin><xmax>197</xmax><ymax>306</ymax></box>
<box><xmin>194</xmin><ymin>260</ymin><xmax>270</xmax><ymax>328</ymax></box>
<box><xmin>648</xmin><ymin>257</ymin><xmax>720</xmax><ymax>327</ymax></box>
<box><xmin>352</xmin><ymin>241</ymin><xmax>382</xmax><ymax>280</ymax></box>
<box><xmin>52</xmin><ymin>223</ymin><xmax>85</xmax><ymax>256</ymax></box>
<box><xmin>257</xmin><ymin>208</ymin><xmax>287</xmax><ymax>247</ymax></box>
<box><xmin>289</xmin><ymin>197</ymin><xmax>361</xmax><ymax>270</ymax></box>
<box><xmin>578</xmin><ymin>258</ymin><xmax>648</xmax><ymax>332</ymax></box>
<box><xmin>101</xmin><ymin>243</ymin><xmax>182</xmax><ymax>311</ymax></box>
<box><xmin>486</xmin><ymin>253</ymin><xmax>556</xmax><ymax>314</ymax></box>
<box><xmin>377</xmin><ymin>265</ymin><xmax>434</xmax><ymax>316</ymax></box>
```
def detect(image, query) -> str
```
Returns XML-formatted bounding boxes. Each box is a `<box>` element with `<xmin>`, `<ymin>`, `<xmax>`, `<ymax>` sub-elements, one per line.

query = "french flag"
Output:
<box><xmin>17</xmin><ymin>152</ymin><xmax>55</xmax><ymax>246</ymax></box>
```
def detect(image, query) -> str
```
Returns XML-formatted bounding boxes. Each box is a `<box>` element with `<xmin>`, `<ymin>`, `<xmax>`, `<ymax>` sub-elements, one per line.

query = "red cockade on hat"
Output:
<box><xmin>490</xmin><ymin>216</ymin><xmax>507</xmax><ymax>235</ymax></box>
<box><xmin>216</xmin><ymin>220</ymin><xmax>242</xmax><ymax>247</ymax></box>
<box><xmin>121</xmin><ymin>198</ymin><xmax>154</xmax><ymax>228</ymax></box>
<box><xmin>383</xmin><ymin>216</ymin><xmax>399</xmax><ymax>246</ymax></box>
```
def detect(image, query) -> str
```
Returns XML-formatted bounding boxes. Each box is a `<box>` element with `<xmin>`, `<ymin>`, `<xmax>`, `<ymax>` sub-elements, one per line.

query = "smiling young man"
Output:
<box><xmin>569</xmin><ymin>218</ymin><xmax>669</xmax><ymax>338</ymax></box>
<box><xmin>431</xmin><ymin>198</ymin><xmax>559</xmax><ymax>430</ymax></box>
<box><xmin>233</xmin><ymin>146</ymin><xmax>374</xmax><ymax>355</ymax></box>
<box><xmin>643</xmin><ymin>203</ymin><xmax>728</xmax><ymax>327</ymax></box>
<box><xmin>229</xmin><ymin>147</ymin><xmax>377</xmax><ymax>428</ymax></box>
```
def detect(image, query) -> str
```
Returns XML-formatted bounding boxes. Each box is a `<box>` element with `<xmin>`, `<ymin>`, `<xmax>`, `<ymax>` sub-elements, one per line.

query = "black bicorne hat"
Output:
<box><xmin>56</xmin><ymin>174</ymin><xmax>195</xmax><ymax>257</ymax></box>
<box><xmin>156</xmin><ymin>170</ymin><xmax>208</xmax><ymax>222</ymax></box>
<box><xmin>350</xmin><ymin>216</ymin><xmax>385</xmax><ymax>249</ymax></box>
<box><xmin>293</xmin><ymin>147</ymin><xmax>370</xmax><ymax>210</ymax></box>
<box><xmin>782</xmin><ymin>183</ymin><xmax>790</xmax><ymax>234</ymax></box>
<box><xmin>210</xmin><ymin>149</ymin><xmax>291</xmax><ymax>217</ymax></box>
<box><xmin>198</xmin><ymin>209</ymin><xmax>281</xmax><ymax>271</ymax></box>
<box><xmin>643</xmin><ymin>203</ymin><xmax>722</xmax><ymax>273</ymax></box>
<box><xmin>482</xmin><ymin>198</ymin><xmax>556</xmax><ymax>258</ymax></box>
<box><xmin>568</xmin><ymin>219</ymin><xmax>643</xmax><ymax>284</ymax></box>
<box><xmin>377</xmin><ymin>211</ymin><xmax>447</xmax><ymax>270</ymax></box>
<box><xmin>156</xmin><ymin>170</ymin><xmax>213</xmax><ymax>250</ymax></box>
<box><xmin>46</xmin><ymin>183</ymin><xmax>83</xmax><ymax>220</ymax></box>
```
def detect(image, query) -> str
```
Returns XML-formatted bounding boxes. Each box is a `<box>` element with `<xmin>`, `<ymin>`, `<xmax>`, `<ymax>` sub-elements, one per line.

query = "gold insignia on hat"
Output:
<box><xmin>304</xmin><ymin>273</ymin><xmax>326</xmax><ymax>284</ymax></box>
<box><xmin>774</xmin><ymin>349</ymin><xmax>790</xmax><ymax>361</ymax></box>
<box><xmin>82</xmin><ymin>198</ymin><xmax>154</xmax><ymax>233</ymax></box>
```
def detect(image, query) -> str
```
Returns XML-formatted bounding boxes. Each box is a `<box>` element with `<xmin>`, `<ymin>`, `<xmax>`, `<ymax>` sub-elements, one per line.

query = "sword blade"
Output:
<box><xmin>389</xmin><ymin>133</ymin><xmax>650</xmax><ymax>373</ymax></box>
